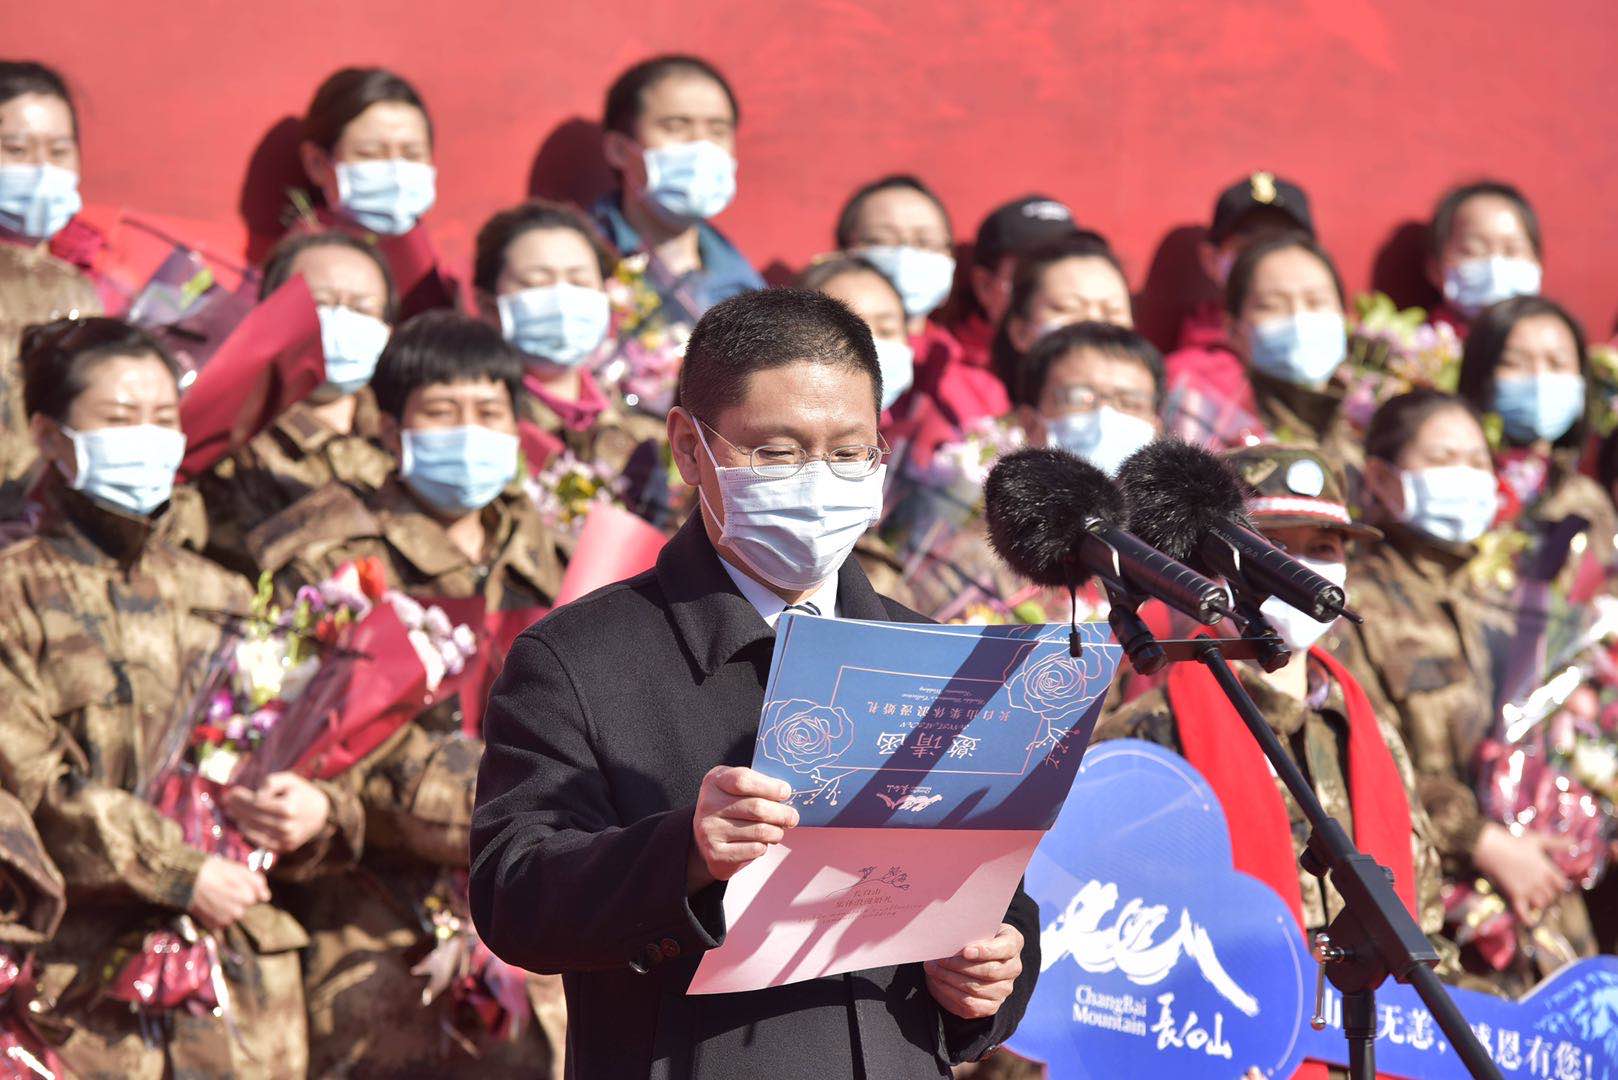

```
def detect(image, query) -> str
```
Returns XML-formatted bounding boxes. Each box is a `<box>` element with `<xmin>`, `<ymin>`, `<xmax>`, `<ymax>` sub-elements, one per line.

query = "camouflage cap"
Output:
<box><xmin>1222</xmin><ymin>443</ymin><xmax>1382</xmax><ymax>541</ymax></box>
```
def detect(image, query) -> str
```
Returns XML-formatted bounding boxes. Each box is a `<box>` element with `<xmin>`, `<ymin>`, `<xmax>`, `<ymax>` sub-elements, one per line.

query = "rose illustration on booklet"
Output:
<box><xmin>758</xmin><ymin>699</ymin><xmax>856</xmax><ymax>774</ymax></box>
<box><xmin>1008</xmin><ymin>649</ymin><xmax>1108</xmax><ymax>726</ymax></box>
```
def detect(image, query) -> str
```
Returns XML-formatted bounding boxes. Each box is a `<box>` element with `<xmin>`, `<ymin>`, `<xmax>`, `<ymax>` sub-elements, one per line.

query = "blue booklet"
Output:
<box><xmin>691</xmin><ymin>615</ymin><xmax>1123</xmax><ymax>995</ymax></box>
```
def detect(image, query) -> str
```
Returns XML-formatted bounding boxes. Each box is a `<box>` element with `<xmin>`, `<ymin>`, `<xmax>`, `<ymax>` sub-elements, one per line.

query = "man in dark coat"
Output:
<box><xmin>471</xmin><ymin>288</ymin><xmax>1039</xmax><ymax>1078</ymax></box>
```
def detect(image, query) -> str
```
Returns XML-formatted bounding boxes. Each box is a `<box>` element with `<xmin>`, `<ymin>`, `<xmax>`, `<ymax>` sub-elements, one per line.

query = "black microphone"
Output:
<box><xmin>1115</xmin><ymin>439</ymin><xmax>1359</xmax><ymax>625</ymax></box>
<box><xmin>983</xmin><ymin>448</ymin><xmax>1233</xmax><ymax>628</ymax></box>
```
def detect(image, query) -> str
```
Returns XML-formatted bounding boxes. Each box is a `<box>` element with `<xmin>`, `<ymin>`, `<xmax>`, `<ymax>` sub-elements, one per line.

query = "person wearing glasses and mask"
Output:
<box><xmin>472</xmin><ymin>289</ymin><xmax>1039</xmax><ymax>1079</ymax></box>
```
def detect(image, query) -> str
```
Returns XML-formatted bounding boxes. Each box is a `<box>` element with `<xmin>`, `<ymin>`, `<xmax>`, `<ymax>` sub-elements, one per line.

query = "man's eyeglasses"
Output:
<box><xmin>696</xmin><ymin>416</ymin><xmax>888</xmax><ymax>480</ymax></box>
<box><xmin>1049</xmin><ymin>384</ymin><xmax>1156</xmax><ymax>419</ymax></box>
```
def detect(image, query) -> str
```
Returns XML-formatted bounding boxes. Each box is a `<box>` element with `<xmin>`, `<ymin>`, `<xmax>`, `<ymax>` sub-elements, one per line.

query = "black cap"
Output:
<box><xmin>973</xmin><ymin>195</ymin><xmax>1080</xmax><ymax>267</ymax></box>
<box><xmin>1208</xmin><ymin>172</ymin><xmax>1314</xmax><ymax>244</ymax></box>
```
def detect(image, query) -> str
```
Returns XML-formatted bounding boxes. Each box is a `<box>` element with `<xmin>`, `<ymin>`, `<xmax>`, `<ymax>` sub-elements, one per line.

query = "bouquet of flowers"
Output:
<box><xmin>1340</xmin><ymin>292</ymin><xmax>1463</xmax><ymax>430</ymax></box>
<box><xmin>523</xmin><ymin>448</ymin><xmax>628</xmax><ymax>537</ymax></box>
<box><xmin>106</xmin><ymin>559</ymin><xmax>477</xmax><ymax>1019</ymax></box>
<box><xmin>598</xmin><ymin>253</ymin><xmax>694</xmax><ymax>417</ymax></box>
<box><xmin>1450</xmin><ymin>594</ymin><xmax>1618</xmax><ymax>971</ymax></box>
<box><xmin>0</xmin><ymin>949</ymin><xmax>57</xmax><ymax>1080</ymax></box>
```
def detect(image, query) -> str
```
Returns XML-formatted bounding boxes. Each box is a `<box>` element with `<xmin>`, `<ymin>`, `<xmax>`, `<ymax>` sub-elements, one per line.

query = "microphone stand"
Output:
<box><xmin>1142</xmin><ymin>626</ymin><xmax>1502</xmax><ymax>1080</ymax></box>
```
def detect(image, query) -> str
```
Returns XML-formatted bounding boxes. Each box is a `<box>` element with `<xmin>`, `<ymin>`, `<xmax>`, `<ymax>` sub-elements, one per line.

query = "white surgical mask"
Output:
<box><xmin>498</xmin><ymin>283</ymin><xmax>611</xmax><ymax>368</ymax></box>
<box><xmin>1443</xmin><ymin>256</ymin><xmax>1541</xmax><ymax>318</ymax></box>
<box><xmin>61</xmin><ymin>424</ymin><xmax>186</xmax><ymax>517</ymax></box>
<box><xmin>0</xmin><ymin>163</ymin><xmax>82</xmax><ymax>240</ymax></box>
<box><xmin>1259</xmin><ymin>557</ymin><xmax>1347</xmax><ymax>653</ymax></box>
<box><xmin>1046</xmin><ymin>406</ymin><xmax>1157</xmax><ymax>477</ymax></box>
<box><xmin>693</xmin><ymin>420</ymin><xmax>885</xmax><ymax>591</ymax></box>
<box><xmin>317</xmin><ymin>305</ymin><xmax>391</xmax><ymax>395</ymax></box>
<box><xmin>860</xmin><ymin>245</ymin><xmax>955</xmax><ymax>319</ymax></box>
<box><xmin>1248</xmin><ymin>311</ymin><xmax>1347</xmax><ymax>387</ymax></box>
<box><xmin>875</xmin><ymin>338</ymin><xmax>914</xmax><ymax>412</ymax></box>
<box><xmin>335</xmin><ymin>159</ymin><xmax>437</xmax><ymax>236</ymax></box>
<box><xmin>642</xmin><ymin>141</ymin><xmax>736</xmax><ymax>228</ymax></box>
<box><xmin>1399</xmin><ymin>465</ymin><xmax>1499</xmax><ymax>544</ymax></box>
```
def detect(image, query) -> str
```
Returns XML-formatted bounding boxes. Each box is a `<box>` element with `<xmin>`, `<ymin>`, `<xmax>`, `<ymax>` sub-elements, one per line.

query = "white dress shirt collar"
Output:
<box><xmin>717</xmin><ymin>556</ymin><xmax>840</xmax><ymax>628</ymax></box>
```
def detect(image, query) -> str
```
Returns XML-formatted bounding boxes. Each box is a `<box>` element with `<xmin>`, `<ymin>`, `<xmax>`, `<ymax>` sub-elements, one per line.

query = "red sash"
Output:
<box><xmin>1166</xmin><ymin>644</ymin><xmax>1418</xmax><ymax>1080</ymax></box>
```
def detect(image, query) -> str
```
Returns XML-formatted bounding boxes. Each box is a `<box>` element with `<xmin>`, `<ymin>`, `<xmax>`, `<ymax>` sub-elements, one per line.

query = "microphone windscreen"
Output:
<box><xmin>1115</xmin><ymin>438</ymin><xmax>1249</xmax><ymax>560</ymax></box>
<box><xmin>984</xmin><ymin>447</ymin><xmax>1122</xmax><ymax>588</ymax></box>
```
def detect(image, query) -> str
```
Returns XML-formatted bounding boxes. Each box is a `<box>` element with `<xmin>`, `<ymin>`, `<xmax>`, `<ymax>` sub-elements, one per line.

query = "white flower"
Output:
<box><xmin>1572</xmin><ymin>740</ymin><xmax>1618</xmax><ymax>790</ymax></box>
<box><xmin>407</xmin><ymin>628</ymin><xmax>448</xmax><ymax>692</ymax></box>
<box><xmin>234</xmin><ymin>636</ymin><xmax>290</xmax><ymax>702</ymax></box>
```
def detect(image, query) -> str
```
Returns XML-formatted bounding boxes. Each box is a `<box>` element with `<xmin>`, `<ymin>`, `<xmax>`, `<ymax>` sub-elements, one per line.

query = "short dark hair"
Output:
<box><xmin>602</xmin><ymin>54</ymin><xmax>738</xmax><ymax>138</ymax></box>
<box><xmin>370</xmin><ymin>311</ymin><xmax>525</xmax><ymax>420</ymax></box>
<box><xmin>473</xmin><ymin>200</ymin><xmax>617</xmax><ymax>296</ymax></box>
<box><xmin>1458</xmin><ymin>294</ymin><xmax>1590</xmax><ymax>449</ymax></box>
<box><xmin>302</xmin><ymin>67</ymin><xmax>432</xmax><ymax>153</ymax></box>
<box><xmin>259</xmin><ymin>230</ymin><xmax>398</xmax><ymax>322</ymax></box>
<box><xmin>20</xmin><ymin>317</ymin><xmax>179</xmax><ymax>422</ymax></box>
<box><xmin>0</xmin><ymin>61</ymin><xmax>75</xmax><ymax>138</ymax></box>
<box><xmin>1363</xmin><ymin>388</ymin><xmax>1485</xmax><ymax>466</ymax></box>
<box><xmin>795</xmin><ymin>254</ymin><xmax>904</xmax><ymax>311</ymax></box>
<box><xmin>676</xmin><ymin>288</ymin><xmax>881</xmax><ymax>422</ymax></box>
<box><xmin>1430</xmin><ymin>180</ymin><xmax>1541</xmax><ymax>259</ymax></box>
<box><xmin>1223</xmin><ymin>231</ymin><xmax>1345</xmax><ymax>319</ymax></box>
<box><xmin>832</xmin><ymin>174</ymin><xmax>952</xmax><ymax>250</ymax></box>
<box><xmin>1011</xmin><ymin>320</ymin><xmax>1164</xmax><ymax>410</ymax></box>
<box><xmin>990</xmin><ymin>231</ymin><xmax>1123</xmax><ymax>394</ymax></box>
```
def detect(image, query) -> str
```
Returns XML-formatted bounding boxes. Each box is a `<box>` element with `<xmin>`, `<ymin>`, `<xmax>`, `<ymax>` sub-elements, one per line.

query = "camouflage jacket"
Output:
<box><xmin>245</xmin><ymin>475</ymin><xmax>567</xmax><ymax>613</ymax></box>
<box><xmin>1250</xmin><ymin>370</ymin><xmax>1365</xmax><ymax>491</ymax></box>
<box><xmin>1095</xmin><ymin>660</ymin><xmax>1446</xmax><ymax>940</ymax></box>
<box><xmin>0</xmin><ymin>484</ymin><xmax>363</xmax><ymax>1074</ymax></box>
<box><xmin>194</xmin><ymin>390</ymin><xmax>395</xmax><ymax>576</ymax></box>
<box><xmin>1331</xmin><ymin>526</ymin><xmax>1494</xmax><ymax>867</ymax></box>
<box><xmin>243</xmin><ymin>474</ymin><xmax>566</xmax><ymax>1074</ymax></box>
<box><xmin>0</xmin><ymin>789</ymin><xmax>64</xmax><ymax>948</ymax></box>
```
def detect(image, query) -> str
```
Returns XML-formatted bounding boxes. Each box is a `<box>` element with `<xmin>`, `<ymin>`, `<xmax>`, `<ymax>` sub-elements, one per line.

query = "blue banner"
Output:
<box><xmin>1008</xmin><ymin>740</ymin><xmax>1618</xmax><ymax>1079</ymax></box>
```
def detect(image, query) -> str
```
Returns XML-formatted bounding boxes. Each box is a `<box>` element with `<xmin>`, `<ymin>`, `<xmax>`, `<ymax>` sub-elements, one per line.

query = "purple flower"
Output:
<box><xmin>206</xmin><ymin>691</ymin><xmax>235</xmax><ymax>726</ymax></box>
<box><xmin>758</xmin><ymin>699</ymin><xmax>855</xmax><ymax>775</ymax></box>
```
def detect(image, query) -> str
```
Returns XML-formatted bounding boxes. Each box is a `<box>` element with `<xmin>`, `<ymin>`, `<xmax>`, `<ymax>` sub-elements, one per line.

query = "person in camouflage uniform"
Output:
<box><xmin>0</xmin><ymin>319</ymin><xmax>360</xmax><ymax>1078</ymax></box>
<box><xmin>0</xmin><ymin>243</ymin><xmax>101</xmax><ymax>520</ymax></box>
<box><xmin>1095</xmin><ymin>446</ymin><xmax>1458</xmax><ymax>980</ymax></box>
<box><xmin>242</xmin><ymin>312</ymin><xmax>567</xmax><ymax>1077</ymax></box>
<box><xmin>1224</xmin><ymin>232</ymin><xmax>1364</xmax><ymax>481</ymax></box>
<box><xmin>471</xmin><ymin>201</ymin><xmax>673</xmax><ymax>521</ymax></box>
<box><xmin>195</xmin><ymin>231</ymin><xmax>399</xmax><ymax>577</ymax></box>
<box><xmin>1333</xmin><ymin>389</ymin><xmax>1595</xmax><ymax>997</ymax></box>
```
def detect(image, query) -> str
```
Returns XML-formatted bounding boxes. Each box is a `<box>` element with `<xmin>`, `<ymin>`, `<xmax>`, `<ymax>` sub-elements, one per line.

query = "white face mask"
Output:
<box><xmin>62</xmin><ymin>424</ymin><xmax>186</xmax><ymax>517</ymax></box>
<box><xmin>1259</xmin><ymin>557</ymin><xmax>1347</xmax><ymax>654</ymax></box>
<box><xmin>874</xmin><ymin>338</ymin><xmax>914</xmax><ymax>412</ymax></box>
<box><xmin>0</xmin><ymin>163</ymin><xmax>82</xmax><ymax>240</ymax></box>
<box><xmin>1443</xmin><ymin>256</ymin><xmax>1542</xmax><ymax>318</ymax></box>
<box><xmin>316</xmin><ymin>305</ymin><xmax>391</xmax><ymax>395</ymax></box>
<box><xmin>335</xmin><ymin>159</ymin><xmax>437</xmax><ymax>236</ymax></box>
<box><xmin>860</xmin><ymin>245</ymin><xmax>956</xmax><ymax>318</ymax></box>
<box><xmin>1046</xmin><ymin>406</ymin><xmax>1157</xmax><ymax>477</ymax></box>
<box><xmin>1398</xmin><ymin>465</ymin><xmax>1499</xmax><ymax>544</ymax></box>
<box><xmin>498</xmin><ymin>282</ymin><xmax>611</xmax><ymax>368</ymax></box>
<box><xmin>1248</xmin><ymin>311</ymin><xmax>1347</xmax><ymax>387</ymax></box>
<box><xmin>641</xmin><ymin>140</ymin><xmax>737</xmax><ymax>227</ymax></box>
<box><xmin>693</xmin><ymin>420</ymin><xmax>886</xmax><ymax>591</ymax></box>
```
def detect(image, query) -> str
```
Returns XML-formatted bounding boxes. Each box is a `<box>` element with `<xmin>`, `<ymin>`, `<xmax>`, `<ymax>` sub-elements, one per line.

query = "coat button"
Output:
<box><xmin>660</xmin><ymin>937</ymin><xmax>680</xmax><ymax>959</ymax></box>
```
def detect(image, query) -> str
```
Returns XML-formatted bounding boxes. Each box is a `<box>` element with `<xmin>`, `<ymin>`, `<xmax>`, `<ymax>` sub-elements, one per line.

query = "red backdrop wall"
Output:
<box><xmin>16</xmin><ymin>0</ymin><xmax>1618</xmax><ymax>344</ymax></box>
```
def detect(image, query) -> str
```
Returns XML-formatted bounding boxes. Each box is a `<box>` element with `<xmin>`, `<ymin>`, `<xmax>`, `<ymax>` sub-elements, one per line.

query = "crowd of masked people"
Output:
<box><xmin>0</xmin><ymin>45</ymin><xmax>1614</xmax><ymax>1079</ymax></box>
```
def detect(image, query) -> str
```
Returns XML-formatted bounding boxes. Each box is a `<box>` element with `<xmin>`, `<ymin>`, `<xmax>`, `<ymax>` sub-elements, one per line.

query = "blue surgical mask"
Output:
<box><xmin>335</xmin><ymin>159</ymin><xmax>437</xmax><ymax>236</ymax></box>
<box><xmin>860</xmin><ymin>246</ymin><xmax>955</xmax><ymax>319</ymax></box>
<box><xmin>1046</xmin><ymin>406</ymin><xmax>1157</xmax><ymax>477</ymax></box>
<box><xmin>317</xmin><ymin>305</ymin><xmax>391</xmax><ymax>395</ymax></box>
<box><xmin>62</xmin><ymin>423</ymin><xmax>186</xmax><ymax>517</ymax></box>
<box><xmin>1248</xmin><ymin>311</ymin><xmax>1346</xmax><ymax>387</ymax></box>
<box><xmin>1492</xmin><ymin>373</ymin><xmax>1585</xmax><ymax>444</ymax></box>
<box><xmin>0</xmin><ymin>163</ymin><xmax>82</xmax><ymax>240</ymax></box>
<box><xmin>1399</xmin><ymin>465</ymin><xmax>1499</xmax><ymax>545</ymax></box>
<box><xmin>400</xmin><ymin>426</ymin><xmax>519</xmax><ymax>513</ymax></box>
<box><xmin>641</xmin><ymin>141</ymin><xmax>736</xmax><ymax>228</ymax></box>
<box><xmin>875</xmin><ymin>338</ymin><xmax>914</xmax><ymax>412</ymax></box>
<box><xmin>1443</xmin><ymin>256</ymin><xmax>1541</xmax><ymax>318</ymax></box>
<box><xmin>497</xmin><ymin>283</ymin><xmax>611</xmax><ymax>368</ymax></box>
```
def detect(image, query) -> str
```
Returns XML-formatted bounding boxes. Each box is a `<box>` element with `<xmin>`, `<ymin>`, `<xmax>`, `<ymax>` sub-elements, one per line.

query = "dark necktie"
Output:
<box><xmin>783</xmin><ymin>601</ymin><xmax>821</xmax><ymax>617</ymax></box>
